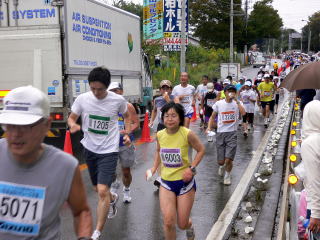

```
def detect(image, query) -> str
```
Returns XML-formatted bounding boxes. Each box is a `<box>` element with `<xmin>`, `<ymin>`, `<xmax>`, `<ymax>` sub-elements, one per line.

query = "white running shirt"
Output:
<box><xmin>71</xmin><ymin>91</ymin><xmax>127</xmax><ymax>154</ymax></box>
<box><xmin>212</xmin><ymin>99</ymin><xmax>241</xmax><ymax>133</ymax></box>
<box><xmin>240</xmin><ymin>89</ymin><xmax>256</xmax><ymax>113</ymax></box>
<box><xmin>172</xmin><ymin>84</ymin><xmax>195</xmax><ymax>114</ymax></box>
<box><xmin>195</xmin><ymin>84</ymin><xmax>208</xmax><ymax>102</ymax></box>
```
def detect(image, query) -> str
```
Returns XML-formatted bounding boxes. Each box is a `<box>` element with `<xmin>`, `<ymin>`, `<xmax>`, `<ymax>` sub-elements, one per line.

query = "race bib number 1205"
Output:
<box><xmin>0</xmin><ymin>181</ymin><xmax>46</xmax><ymax>236</ymax></box>
<box><xmin>88</xmin><ymin>115</ymin><xmax>110</xmax><ymax>135</ymax></box>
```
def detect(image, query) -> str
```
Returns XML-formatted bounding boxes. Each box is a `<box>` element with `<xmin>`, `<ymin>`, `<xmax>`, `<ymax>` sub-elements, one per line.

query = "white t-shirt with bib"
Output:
<box><xmin>240</xmin><ymin>89</ymin><xmax>256</xmax><ymax>113</ymax></box>
<box><xmin>196</xmin><ymin>84</ymin><xmax>208</xmax><ymax>102</ymax></box>
<box><xmin>172</xmin><ymin>84</ymin><xmax>195</xmax><ymax>115</ymax></box>
<box><xmin>71</xmin><ymin>91</ymin><xmax>127</xmax><ymax>154</ymax></box>
<box><xmin>212</xmin><ymin>99</ymin><xmax>241</xmax><ymax>133</ymax></box>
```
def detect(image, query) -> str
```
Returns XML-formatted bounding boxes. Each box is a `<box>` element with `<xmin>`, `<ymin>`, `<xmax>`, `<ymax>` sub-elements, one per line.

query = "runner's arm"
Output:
<box><xmin>207</xmin><ymin>111</ymin><xmax>217</xmax><ymax>131</ymax></box>
<box><xmin>128</xmin><ymin>103</ymin><xmax>139</xmax><ymax>132</ymax></box>
<box><xmin>149</xmin><ymin>100</ymin><xmax>157</xmax><ymax>127</ymax></box>
<box><xmin>183</xmin><ymin>131</ymin><xmax>205</xmax><ymax>182</ymax></box>
<box><xmin>67</xmin><ymin>167</ymin><xmax>93</xmax><ymax>238</ymax></box>
<box><xmin>67</xmin><ymin>112</ymin><xmax>81</xmax><ymax>134</ymax></box>
<box><xmin>236</xmin><ymin>101</ymin><xmax>246</xmax><ymax>116</ymax></box>
<box><xmin>188</xmin><ymin>131</ymin><xmax>205</xmax><ymax>168</ymax></box>
<box><xmin>151</xmin><ymin>138</ymin><xmax>161</xmax><ymax>174</ymax></box>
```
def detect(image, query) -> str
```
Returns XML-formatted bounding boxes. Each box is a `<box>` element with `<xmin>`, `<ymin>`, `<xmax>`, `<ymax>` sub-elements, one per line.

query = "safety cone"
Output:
<box><xmin>64</xmin><ymin>130</ymin><xmax>73</xmax><ymax>155</ymax></box>
<box><xmin>139</xmin><ymin>111</ymin><xmax>153</xmax><ymax>143</ymax></box>
<box><xmin>190</xmin><ymin>106</ymin><xmax>197</xmax><ymax>122</ymax></box>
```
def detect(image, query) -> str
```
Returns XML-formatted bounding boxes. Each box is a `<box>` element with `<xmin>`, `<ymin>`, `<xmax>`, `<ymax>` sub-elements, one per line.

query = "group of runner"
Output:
<box><xmin>0</xmin><ymin>62</ymin><xmax>286</xmax><ymax>240</ymax></box>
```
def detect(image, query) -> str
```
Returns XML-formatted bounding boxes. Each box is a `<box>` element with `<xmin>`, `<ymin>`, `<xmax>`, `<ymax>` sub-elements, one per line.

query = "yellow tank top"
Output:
<box><xmin>220</xmin><ymin>90</ymin><xmax>226</xmax><ymax>99</ymax></box>
<box><xmin>258</xmin><ymin>82</ymin><xmax>275</xmax><ymax>102</ymax></box>
<box><xmin>157</xmin><ymin>127</ymin><xmax>190</xmax><ymax>181</ymax></box>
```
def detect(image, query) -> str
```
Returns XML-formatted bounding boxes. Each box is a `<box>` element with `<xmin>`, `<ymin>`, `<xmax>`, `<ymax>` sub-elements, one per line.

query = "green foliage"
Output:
<box><xmin>148</xmin><ymin>46</ymin><xmax>229</xmax><ymax>88</ymax></box>
<box><xmin>301</xmin><ymin>11</ymin><xmax>320</xmax><ymax>52</ymax></box>
<box><xmin>189</xmin><ymin>0</ymin><xmax>245</xmax><ymax>49</ymax></box>
<box><xmin>247</xmin><ymin>0</ymin><xmax>283</xmax><ymax>47</ymax></box>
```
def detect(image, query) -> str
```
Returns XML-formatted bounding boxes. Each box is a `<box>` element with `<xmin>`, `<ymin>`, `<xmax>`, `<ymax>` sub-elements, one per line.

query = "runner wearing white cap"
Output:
<box><xmin>240</xmin><ymin>81</ymin><xmax>257</xmax><ymax>136</ymax></box>
<box><xmin>0</xmin><ymin>86</ymin><xmax>93</xmax><ymax>240</ymax></box>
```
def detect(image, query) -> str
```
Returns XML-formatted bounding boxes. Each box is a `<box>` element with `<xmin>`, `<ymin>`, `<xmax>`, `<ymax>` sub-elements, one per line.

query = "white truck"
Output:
<box><xmin>0</xmin><ymin>0</ymin><xmax>152</xmax><ymax>137</ymax></box>
<box><xmin>220</xmin><ymin>63</ymin><xmax>241</xmax><ymax>81</ymax></box>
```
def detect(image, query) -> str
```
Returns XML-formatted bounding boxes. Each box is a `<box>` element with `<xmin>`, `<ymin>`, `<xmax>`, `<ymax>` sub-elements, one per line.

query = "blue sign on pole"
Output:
<box><xmin>143</xmin><ymin>0</ymin><xmax>163</xmax><ymax>40</ymax></box>
<box><xmin>163</xmin><ymin>0</ymin><xmax>188</xmax><ymax>51</ymax></box>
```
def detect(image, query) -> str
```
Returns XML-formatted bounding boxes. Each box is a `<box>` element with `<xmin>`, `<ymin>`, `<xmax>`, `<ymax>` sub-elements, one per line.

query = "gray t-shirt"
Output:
<box><xmin>0</xmin><ymin>139</ymin><xmax>78</xmax><ymax>240</ymax></box>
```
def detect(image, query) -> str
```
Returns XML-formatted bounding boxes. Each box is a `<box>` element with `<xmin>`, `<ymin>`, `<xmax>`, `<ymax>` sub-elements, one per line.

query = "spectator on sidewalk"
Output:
<box><xmin>301</xmin><ymin>100</ymin><xmax>320</xmax><ymax>235</ymax></box>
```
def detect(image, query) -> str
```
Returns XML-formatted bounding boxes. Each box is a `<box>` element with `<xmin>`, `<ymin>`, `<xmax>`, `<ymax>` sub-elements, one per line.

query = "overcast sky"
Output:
<box><xmin>115</xmin><ymin>0</ymin><xmax>320</xmax><ymax>32</ymax></box>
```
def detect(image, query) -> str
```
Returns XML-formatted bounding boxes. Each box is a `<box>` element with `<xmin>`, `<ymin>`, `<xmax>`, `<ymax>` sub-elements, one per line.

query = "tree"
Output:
<box><xmin>247</xmin><ymin>0</ymin><xmax>283</xmax><ymax>51</ymax></box>
<box><xmin>301</xmin><ymin>11</ymin><xmax>320</xmax><ymax>52</ymax></box>
<box><xmin>189</xmin><ymin>0</ymin><xmax>245</xmax><ymax>50</ymax></box>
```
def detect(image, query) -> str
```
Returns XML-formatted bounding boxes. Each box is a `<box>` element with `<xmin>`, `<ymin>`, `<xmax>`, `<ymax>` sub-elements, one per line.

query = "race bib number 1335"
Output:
<box><xmin>0</xmin><ymin>181</ymin><xmax>45</xmax><ymax>236</ymax></box>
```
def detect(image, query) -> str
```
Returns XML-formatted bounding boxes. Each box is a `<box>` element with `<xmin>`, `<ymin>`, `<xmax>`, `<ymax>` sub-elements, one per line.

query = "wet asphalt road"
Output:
<box><xmin>59</xmin><ymin>67</ymin><xmax>267</xmax><ymax>240</ymax></box>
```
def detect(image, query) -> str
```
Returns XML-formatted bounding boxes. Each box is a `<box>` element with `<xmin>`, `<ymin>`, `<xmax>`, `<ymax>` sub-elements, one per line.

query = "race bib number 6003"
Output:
<box><xmin>88</xmin><ymin>115</ymin><xmax>110</xmax><ymax>135</ymax></box>
<box><xmin>0</xmin><ymin>181</ymin><xmax>45</xmax><ymax>236</ymax></box>
<box><xmin>160</xmin><ymin>148</ymin><xmax>183</xmax><ymax>168</ymax></box>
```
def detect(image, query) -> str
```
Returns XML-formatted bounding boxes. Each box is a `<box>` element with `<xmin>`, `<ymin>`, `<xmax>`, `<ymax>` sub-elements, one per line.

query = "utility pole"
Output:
<box><xmin>230</xmin><ymin>0</ymin><xmax>234</xmax><ymax>63</ymax></box>
<box><xmin>244</xmin><ymin>0</ymin><xmax>248</xmax><ymax>64</ymax></box>
<box><xmin>180</xmin><ymin>0</ymin><xmax>186</xmax><ymax>72</ymax></box>
<box><xmin>308</xmin><ymin>26</ymin><xmax>311</xmax><ymax>53</ymax></box>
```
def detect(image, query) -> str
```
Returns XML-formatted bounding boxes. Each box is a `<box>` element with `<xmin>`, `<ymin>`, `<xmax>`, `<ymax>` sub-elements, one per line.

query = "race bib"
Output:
<box><xmin>221</xmin><ymin>111</ymin><xmax>236</xmax><ymax>124</ymax></box>
<box><xmin>207</xmin><ymin>99</ymin><xmax>215</xmax><ymax>108</ymax></box>
<box><xmin>264</xmin><ymin>91</ymin><xmax>271</xmax><ymax>97</ymax></box>
<box><xmin>160</xmin><ymin>148</ymin><xmax>183</xmax><ymax>168</ymax></box>
<box><xmin>181</xmin><ymin>96</ymin><xmax>191</xmax><ymax>108</ymax></box>
<box><xmin>0</xmin><ymin>181</ymin><xmax>45</xmax><ymax>236</ymax></box>
<box><xmin>88</xmin><ymin>114</ymin><xmax>110</xmax><ymax>135</ymax></box>
<box><xmin>118</xmin><ymin>115</ymin><xmax>125</xmax><ymax>131</ymax></box>
<box><xmin>242</xmin><ymin>95</ymin><xmax>250</xmax><ymax>104</ymax></box>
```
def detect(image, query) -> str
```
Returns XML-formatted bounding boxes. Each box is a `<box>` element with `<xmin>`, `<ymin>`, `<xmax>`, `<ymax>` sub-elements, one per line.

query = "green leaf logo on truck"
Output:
<box><xmin>128</xmin><ymin>33</ymin><xmax>133</xmax><ymax>53</ymax></box>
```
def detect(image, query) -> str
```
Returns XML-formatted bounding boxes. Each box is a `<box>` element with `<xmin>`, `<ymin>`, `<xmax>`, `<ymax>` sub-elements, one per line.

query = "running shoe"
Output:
<box><xmin>243</xmin><ymin>131</ymin><xmax>248</xmax><ymax>137</ymax></box>
<box><xmin>108</xmin><ymin>193</ymin><xmax>119</xmax><ymax>219</ymax></box>
<box><xmin>91</xmin><ymin>230</ymin><xmax>101</xmax><ymax>240</ymax></box>
<box><xmin>224</xmin><ymin>172</ymin><xmax>231</xmax><ymax>185</ymax></box>
<box><xmin>123</xmin><ymin>187</ymin><xmax>132</xmax><ymax>203</ymax></box>
<box><xmin>248</xmin><ymin>125</ymin><xmax>251</xmax><ymax>131</ymax></box>
<box><xmin>110</xmin><ymin>179</ymin><xmax>120</xmax><ymax>194</ymax></box>
<box><xmin>264</xmin><ymin>118</ymin><xmax>268</xmax><ymax>128</ymax></box>
<box><xmin>186</xmin><ymin>226</ymin><xmax>195</xmax><ymax>240</ymax></box>
<box><xmin>218</xmin><ymin>165</ymin><xmax>225</xmax><ymax>177</ymax></box>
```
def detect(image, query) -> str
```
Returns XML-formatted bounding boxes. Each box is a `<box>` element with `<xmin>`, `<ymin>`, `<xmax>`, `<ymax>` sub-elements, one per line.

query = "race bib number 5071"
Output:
<box><xmin>0</xmin><ymin>181</ymin><xmax>46</xmax><ymax>236</ymax></box>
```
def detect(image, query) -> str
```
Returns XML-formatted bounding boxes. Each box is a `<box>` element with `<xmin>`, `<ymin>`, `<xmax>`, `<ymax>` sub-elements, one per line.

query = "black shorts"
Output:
<box><xmin>275</xmin><ymin>94</ymin><xmax>280</xmax><ymax>105</ymax></box>
<box><xmin>242</xmin><ymin>113</ymin><xmax>254</xmax><ymax>124</ymax></box>
<box><xmin>84</xmin><ymin>148</ymin><xmax>118</xmax><ymax>187</ymax></box>
<box><xmin>261</xmin><ymin>101</ymin><xmax>274</xmax><ymax>111</ymax></box>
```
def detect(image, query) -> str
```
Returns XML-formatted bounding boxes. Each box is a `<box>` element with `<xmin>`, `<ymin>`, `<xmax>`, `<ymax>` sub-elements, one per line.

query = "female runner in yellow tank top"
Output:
<box><xmin>146</xmin><ymin>102</ymin><xmax>205</xmax><ymax>240</ymax></box>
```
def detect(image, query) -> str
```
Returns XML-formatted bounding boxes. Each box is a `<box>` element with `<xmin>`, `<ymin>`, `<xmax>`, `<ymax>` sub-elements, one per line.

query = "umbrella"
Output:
<box><xmin>279</xmin><ymin>61</ymin><xmax>320</xmax><ymax>91</ymax></box>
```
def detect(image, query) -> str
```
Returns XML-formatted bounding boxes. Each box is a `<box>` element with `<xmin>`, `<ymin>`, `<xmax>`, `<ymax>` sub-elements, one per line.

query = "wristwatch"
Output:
<box><xmin>189</xmin><ymin>166</ymin><xmax>197</xmax><ymax>175</ymax></box>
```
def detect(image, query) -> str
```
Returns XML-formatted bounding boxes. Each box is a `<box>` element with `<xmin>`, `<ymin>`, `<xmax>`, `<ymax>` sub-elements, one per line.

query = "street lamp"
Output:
<box><xmin>302</xmin><ymin>19</ymin><xmax>311</xmax><ymax>53</ymax></box>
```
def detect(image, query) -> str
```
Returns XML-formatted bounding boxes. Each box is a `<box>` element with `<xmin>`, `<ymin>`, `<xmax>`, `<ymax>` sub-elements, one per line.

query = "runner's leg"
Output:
<box><xmin>159</xmin><ymin>187</ymin><xmax>177</xmax><ymax>240</ymax></box>
<box><xmin>177</xmin><ymin>188</ymin><xmax>195</xmax><ymax>230</ymax></box>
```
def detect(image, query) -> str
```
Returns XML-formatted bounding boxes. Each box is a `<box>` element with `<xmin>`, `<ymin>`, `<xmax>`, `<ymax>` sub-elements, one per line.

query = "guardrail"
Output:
<box><xmin>276</xmin><ymin>100</ymin><xmax>303</xmax><ymax>240</ymax></box>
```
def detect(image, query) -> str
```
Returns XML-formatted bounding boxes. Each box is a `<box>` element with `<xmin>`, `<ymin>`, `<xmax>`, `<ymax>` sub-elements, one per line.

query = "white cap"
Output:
<box><xmin>223</xmin><ymin>79</ymin><xmax>231</xmax><ymax>85</ymax></box>
<box><xmin>0</xmin><ymin>86</ymin><xmax>50</xmax><ymax>125</ymax></box>
<box><xmin>108</xmin><ymin>82</ymin><xmax>123</xmax><ymax>91</ymax></box>
<box><xmin>264</xmin><ymin>74</ymin><xmax>270</xmax><ymax>79</ymax></box>
<box><xmin>244</xmin><ymin>81</ymin><xmax>252</xmax><ymax>86</ymax></box>
<box><xmin>207</xmin><ymin>82</ymin><xmax>214</xmax><ymax>92</ymax></box>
